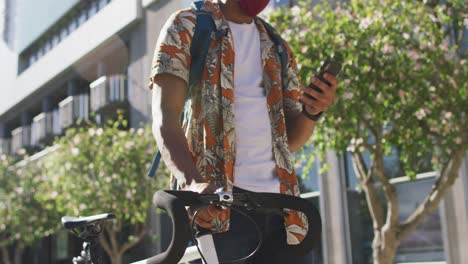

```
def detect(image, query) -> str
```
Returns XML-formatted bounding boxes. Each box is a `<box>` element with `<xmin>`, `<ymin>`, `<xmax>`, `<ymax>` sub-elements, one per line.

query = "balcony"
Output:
<box><xmin>58</xmin><ymin>94</ymin><xmax>89</xmax><ymax>129</ymax></box>
<box><xmin>1</xmin><ymin>0</ymin><xmax>142</xmax><ymax>117</ymax></box>
<box><xmin>31</xmin><ymin>112</ymin><xmax>54</xmax><ymax>146</ymax></box>
<box><xmin>11</xmin><ymin>126</ymin><xmax>31</xmax><ymax>154</ymax></box>
<box><xmin>90</xmin><ymin>74</ymin><xmax>128</xmax><ymax>112</ymax></box>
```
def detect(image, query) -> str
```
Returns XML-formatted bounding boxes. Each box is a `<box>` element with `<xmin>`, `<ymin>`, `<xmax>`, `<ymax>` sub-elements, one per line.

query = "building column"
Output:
<box><xmin>67</xmin><ymin>79</ymin><xmax>80</xmax><ymax>96</ymax></box>
<box><xmin>20</xmin><ymin>112</ymin><xmax>32</xmax><ymax>148</ymax></box>
<box><xmin>0</xmin><ymin>123</ymin><xmax>9</xmax><ymax>154</ymax></box>
<box><xmin>440</xmin><ymin>152</ymin><xmax>468</xmax><ymax>264</ymax></box>
<box><xmin>0</xmin><ymin>123</ymin><xmax>6</xmax><ymax>139</ymax></box>
<box><xmin>317</xmin><ymin>150</ymin><xmax>352</xmax><ymax>264</ymax></box>
<box><xmin>42</xmin><ymin>96</ymin><xmax>54</xmax><ymax>137</ymax></box>
<box><xmin>42</xmin><ymin>96</ymin><xmax>53</xmax><ymax>112</ymax></box>
<box><xmin>97</xmin><ymin>61</ymin><xmax>107</xmax><ymax>77</ymax></box>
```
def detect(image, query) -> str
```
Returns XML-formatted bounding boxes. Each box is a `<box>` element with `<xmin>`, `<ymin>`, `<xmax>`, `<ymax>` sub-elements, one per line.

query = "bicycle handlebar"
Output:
<box><xmin>144</xmin><ymin>190</ymin><xmax>321</xmax><ymax>264</ymax></box>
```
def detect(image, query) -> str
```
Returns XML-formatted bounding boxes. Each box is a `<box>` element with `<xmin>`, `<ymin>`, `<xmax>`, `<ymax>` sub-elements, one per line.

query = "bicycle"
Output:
<box><xmin>62</xmin><ymin>188</ymin><xmax>321</xmax><ymax>264</ymax></box>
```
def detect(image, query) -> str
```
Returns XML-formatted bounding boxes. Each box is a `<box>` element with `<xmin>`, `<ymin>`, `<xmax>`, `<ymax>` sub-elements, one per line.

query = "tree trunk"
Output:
<box><xmin>372</xmin><ymin>226</ymin><xmax>399</xmax><ymax>264</ymax></box>
<box><xmin>1</xmin><ymin>246</ymin><xmax>12</xmax><ymax>264</ymax></box>
<box><xmin>99</xmin><ymin>223</ymin><xmax>148</xmax><ymax>264</ymax></box>
<box><xmin>373</xmin><ymin>246</ymin><xmax>396</xmax><ymax>264</ymax></box>
<box><xmin>110</xmin><ymin>253</ymin><xmax>123</xmax><ymax>264</ymax></box>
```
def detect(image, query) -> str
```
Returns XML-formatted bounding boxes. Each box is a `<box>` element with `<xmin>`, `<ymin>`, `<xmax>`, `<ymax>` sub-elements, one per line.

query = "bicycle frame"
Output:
<box><xmin>65</xmin><ymin>190</ymin><xmax>321</xmax><ymax>264</ymax></box>
<box><xmin>135</xmin><ymin>190</ymin><xmax>320</xmax><ymax>264</ymax></box>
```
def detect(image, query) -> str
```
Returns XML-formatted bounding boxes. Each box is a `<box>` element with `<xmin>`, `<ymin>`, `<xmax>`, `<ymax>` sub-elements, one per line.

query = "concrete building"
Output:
<box><xmin>0</xmin><ymin>0</ymin><xmax>466</xmax><ymax>263</ymax></box>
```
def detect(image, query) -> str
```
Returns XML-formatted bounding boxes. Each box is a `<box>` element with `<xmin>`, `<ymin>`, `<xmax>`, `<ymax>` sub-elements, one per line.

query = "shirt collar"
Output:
<box><xmin>200</xmin><ymin>0</ymin><xmax>229</xmax><ymax>33</ymax></box>
<box><xmin>201</xmin><ymin>1</ymin><xmax>270</xmax><ymax>38</ymax></box>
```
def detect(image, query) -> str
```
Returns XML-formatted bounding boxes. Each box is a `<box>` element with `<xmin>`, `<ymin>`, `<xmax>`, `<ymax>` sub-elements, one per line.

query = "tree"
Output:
<box><xmin>40</xmin><ymin>117</ymin><xmax>167</xmax><ymax>264</ymax></box>
<box><xmin>270</xmin><ymin>0</ymin><xmax>467</xmax><ymax>263</ymax></box>
<box><xmin>0</xmin><ymin>155</ymin><xmax>60</xmax><ymax>264</ymax></box>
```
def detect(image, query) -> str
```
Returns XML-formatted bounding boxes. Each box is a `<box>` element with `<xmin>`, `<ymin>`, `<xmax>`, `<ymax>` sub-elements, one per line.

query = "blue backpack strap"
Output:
<box><xmin>147</xmin><ymin>151</ymin><xmax>161</xmax><ymax>178</ymax></box>
<box><xmin>188</xmin><ymin>0</ymin><xmax>216</xmax><ymax>94</ymax></box>
<box><xmin>147</xmin><ymin>1</ymin><xmax>215</xmax><ymax>178</ymax></box>
<box><xmin>258</xmin><ymin>18</ymin><xmax>288</xmax><ymax>92</ymax></box>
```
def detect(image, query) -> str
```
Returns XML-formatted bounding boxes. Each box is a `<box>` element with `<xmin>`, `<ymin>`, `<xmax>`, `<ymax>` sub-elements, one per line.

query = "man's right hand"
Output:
<box><xmin>186</xmin><ymin>180</ymin><xmax>224</xmax><ymax>229</ymax></box>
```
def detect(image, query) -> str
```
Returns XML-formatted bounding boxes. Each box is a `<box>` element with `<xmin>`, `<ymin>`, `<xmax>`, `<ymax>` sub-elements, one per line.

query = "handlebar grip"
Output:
<box><xmin>248</xmin><ymin>192</ymin><xmax>321</xmax><ymax>256</ymax></box>
<box><xmin>145</xmin><ymin>190</ymin><xmax>203</xmax><ymax>264</ymax></box>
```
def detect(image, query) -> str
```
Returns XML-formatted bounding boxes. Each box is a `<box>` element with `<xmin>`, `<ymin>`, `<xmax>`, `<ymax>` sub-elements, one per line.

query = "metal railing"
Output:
<box><xmin>59</xmin><ymin>97</ymin><xmax>74</xmax><ymax>129</ymax></box>
<box><xmin>52</xmin><ymin>108</ymin><xmax>62</xmax><ymax>135</ymax></box>
<box><xmin>90</xmin><ymin>74</ymin><xmax>128</xmax><ymax>112</ymax></box>
<box><xmin>58</xmin><ymin>94</ymin><xmax>89</xmax><ymax>129</ymax></box>
<box><xmin>31</xmin><ymin>112</ymin><xmax>54</xmax><ymax>146</ymax></box>
<box><xmin>11</xmin><ymin>126</ymin><xmax>31</xmax><ymax>154</ymax></box>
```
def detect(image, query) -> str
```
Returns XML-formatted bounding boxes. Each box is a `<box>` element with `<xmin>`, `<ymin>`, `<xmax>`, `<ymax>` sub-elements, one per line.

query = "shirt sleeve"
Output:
<box><xmin>148</xmin><ymin>11</ymin><xmax>196</xmax><ymax>90</ymax></box>
<box><xmin>282</xmin><ymin>40</ymin><xmax>303</xmax><ymax>114</ymax></box>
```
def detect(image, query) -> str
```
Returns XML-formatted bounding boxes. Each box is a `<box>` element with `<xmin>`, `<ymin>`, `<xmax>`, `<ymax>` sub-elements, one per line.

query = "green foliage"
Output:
<box><xmin>0</xmin><ymin>115</ymin><xmax>168</xmax><ymax>257</ymax></box>
<box><xmin>270</xmin><ymin>0</ymin><xmax>467</xmax><ymax>178</ymax></box>
<box><xmin>40</xmin><ymin>117</ymin><xmax>166</xmax><ymax>225</ymax></box>
<box><xmin>0</xmin><ymin>155</ymin><xmax>60</xmax><ymax>248</ymax></box>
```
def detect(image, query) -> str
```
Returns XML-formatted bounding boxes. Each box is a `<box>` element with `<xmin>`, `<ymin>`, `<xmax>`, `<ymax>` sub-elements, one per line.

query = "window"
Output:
<box><xmin>295</xmin><ymin>145</ymin><xmax>319</xmax><ymax>193</ymax></box>
<box><xmin>60</xmin><ymin>26</ymin><xmax>68</xmax><ymax>40</ymax></box>
<box><xmin>52</xmin><ymin>32</ymin><xmax>60</xmax><ymax>46</ymax></box>
<box><xmin>344</xmin><ymin>147</ymin><xmax>442</xmax><ymax>263</ymax></box>
<box><xmin>395</xmin><ymin>178</ymin><xmax>445</xmax><ymax>262</ymax></box>
<box><xmin>20</xmin><ymin>0</ymin><xmax>111</xmax><ymax>71</ymax></box>
<box><xmin>78</xmin><ymin>8</ymin><xmax>88</xmax><ymax>26</ymax></box>
<box><xmin>29</xmin><ymin>52</ymin><xmax>37</xmax><ymax>66</ymax></box>
<box><xmin>1</xmin><ymin>0</ymin><xmax>15</xmax><ymax>47</ymax></box>
<box><xmin>36</xmin><ymin>46</ymin><xmax>44</xmax><ymax>59</ymax></box>
<box><xmin>87</xmin><ymin>2</ymin><xmax>98</xmax><ymax>18</ymax></box>
<box><xmin>68</xmin><ymin>17</ymin><xmax>78</xmax><ymax>33</ymax></box>
<box><xmin>98</xmin><ymin>0</ymin><xmax>110</xmax><ymax>10</ymax></box>
<box><xmin>44</xmin><ymin>40</ymin><xmax>51</xmax><ymax>53</ymax></box>
<box><xmin>0</xmin><ymin>1</ymin><xmax>6</xmax><ymax>42</ymax></box>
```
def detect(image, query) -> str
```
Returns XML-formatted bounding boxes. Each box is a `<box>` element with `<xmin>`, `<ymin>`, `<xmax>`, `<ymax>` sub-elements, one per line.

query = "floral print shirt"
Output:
<box><xmin>148</xmin><ymin>0</ymin><xmax>308</xmax><ymax>245</ymax></box>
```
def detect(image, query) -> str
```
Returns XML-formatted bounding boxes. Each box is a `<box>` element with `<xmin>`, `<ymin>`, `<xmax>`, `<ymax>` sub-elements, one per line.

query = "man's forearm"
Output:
<box><xmin>152</xmin><ymin>120</ymin><xmax>201</xmax><ymax>188</ymax></box>
<box><xmin>286</xmin><ymin>111</ymin><xmax>317</xmax><ymax>152</ymax></box>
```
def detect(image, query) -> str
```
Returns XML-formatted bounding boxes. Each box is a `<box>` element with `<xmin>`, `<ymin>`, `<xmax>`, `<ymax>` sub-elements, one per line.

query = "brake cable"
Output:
<box><xmin>190</xmin><ymin>206</ymin><xmax>264</xmax><ymax>264</ymax></box>
<box><xmin>192</xmin><ymin>192</ymin><xmax>263</xmax><ymax>264</ymax></box>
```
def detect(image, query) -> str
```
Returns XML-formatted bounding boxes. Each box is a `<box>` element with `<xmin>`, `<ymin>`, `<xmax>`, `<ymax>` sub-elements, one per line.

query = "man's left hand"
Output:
<box><xmin>300</xmin><ymin>73</ymin><xmax>339</xmax><ymax>115</ymax></box>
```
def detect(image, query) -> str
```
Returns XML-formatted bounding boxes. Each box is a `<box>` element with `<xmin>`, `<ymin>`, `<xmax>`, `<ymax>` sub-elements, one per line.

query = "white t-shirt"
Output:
<box><xmin>228</xmin><ymin>20</ymin><xmax>280</xmax><ymax>193</ymax></box>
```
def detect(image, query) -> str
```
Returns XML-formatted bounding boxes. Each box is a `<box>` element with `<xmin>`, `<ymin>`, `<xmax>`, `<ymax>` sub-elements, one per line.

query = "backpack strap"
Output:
<box><xmin>147</xmin><ymin>1</ymin><xmax>216</xmax><ymax>178</ymax></box>
<box><xmin>257</xmin><ymin>18</ymin><xmax>288</xmax><ymax>92</ymax></box>
<box><xmin>188</xmin><ymin>1</ymin><xmax>216</xmax><ymax>93</ymax></box>
<box><xmin>148</xmin><ymin>7</ymin><xmax>286</xmax><ymax>179</ymax></box>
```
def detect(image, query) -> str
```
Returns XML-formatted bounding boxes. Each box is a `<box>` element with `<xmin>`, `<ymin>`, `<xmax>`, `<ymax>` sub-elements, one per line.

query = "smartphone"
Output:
<box><xmin>318</xmin><ymin>58</ymin><xmax>342</xmax><ymax>82</ymax></box>
<box><xmin>308</xmin><ymin>58</ymin><xmax>342</xmax><ymax>94</ymax></box>
<box><xmin>299</xmin><ymin>58</ymin><xmax>342</xmax><ymax>107</ymax></box>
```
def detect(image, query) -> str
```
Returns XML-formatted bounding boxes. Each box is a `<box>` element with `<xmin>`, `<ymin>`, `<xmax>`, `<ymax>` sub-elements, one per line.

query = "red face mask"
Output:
<box><xmin>238</xmin><ymin>0</ymin><xmax>270</xmax><ymax>17</ymax></box>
